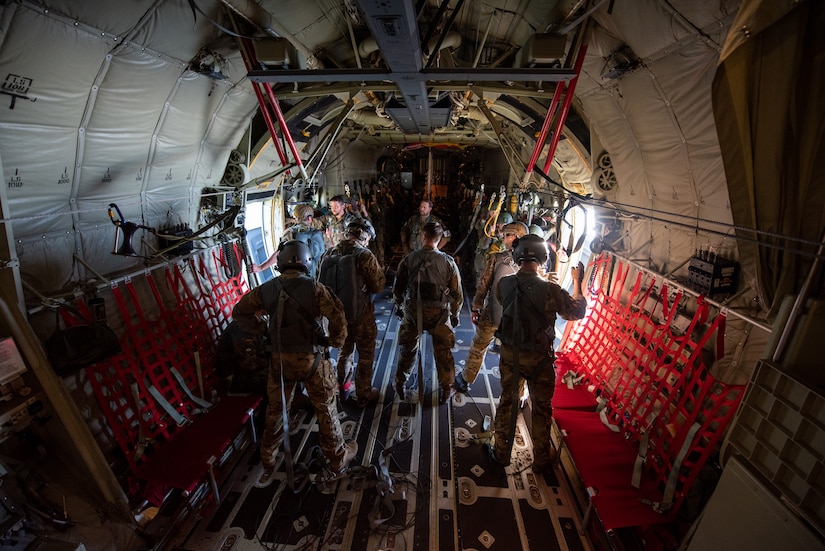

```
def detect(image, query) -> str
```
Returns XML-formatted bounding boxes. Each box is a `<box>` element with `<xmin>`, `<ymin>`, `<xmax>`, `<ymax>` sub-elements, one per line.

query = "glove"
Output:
<box><xmin>450</xmin><ymin>314</ymin><xmax>459</xmax><ymax>327</ymax></box>
<box><xmin>394</xmin><ymin>306</ymin><xmax>404</xmax><ymax>320</ymax></box>
<box><xmin>576</xmin><ymin>261</ymin><xmax>585</xmax><ymax>284</ymax></box>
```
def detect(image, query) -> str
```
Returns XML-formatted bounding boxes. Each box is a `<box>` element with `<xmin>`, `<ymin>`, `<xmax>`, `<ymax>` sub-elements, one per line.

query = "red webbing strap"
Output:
<box><xmin>151</xmin><ymin>270</ymin><xmax>216</xmax><ymax>398</ymax></box>
<box><xmin>609</xmin><ymin>260</ymin><xmax>629</xmax><ymax>299</ymax></box>
<box><xmin>121</xmin><ymin>278</ymin><xmax>196</xmax><ymax>424</ymax></box>
<box><xmin>97</xmin><ymin>284</ymin><xmax>180</xmax><ymax>458</ymax></box>
<box><xmin>57</xmin><ymin>296</ymin><xmax>94</xmax><ymax>327</ymax></box>
<box><xmin>525</xmin><ymin>81</ymin><xmax>564</xmax><ymax>175</ymax></box>
<box><xmin>111</xmin><ymin>281</ymin><xmax>136</xmax><ymax>327</ymax></box>
<box><xmin>661</xmin><ymin>283</ymin><xmax>670</xmax><ymax>319</ymax></box>
<box><xmin>569</xmin><ymin>292</ymin><xmax>615</xmax><ymax>385</ymax></box>
<box><xmin>165</xmin><ymin>264</ymin><xmax>218</xmax><ymax>388</ymax></box>
<box><xmin>671</xmin><ymin>371</ymin><xmax>744</xmax><ymax>509</ymax></box>
<box><xmin>589</xmin><ymin>253</ymin><xmax>612</xmax><ymax>295</ymax></box>
<box><xmin>236</xmin><ymin>36</ymin><xmax>289</xmax><ymax>167</ymax></box>
<box><xmin>643</xmin><ymin>307</ymin><xmax>728</xmax><ymax>502</ymax></box>
<box><xmin>597</xmin><ymin>264</ymin><xmax>654</xmax><ymax>428</ymax></box>
<box><xmin>163</xmin><ymin>265</ymin><xmax>185</xmax><ymax>304</ymax></box>
<box><xmin>85</xmin><ymin>352</ymin><xmax>149</xmax><ymax>471</ymax></box>
<box><xmin>621</xmin><ymin>296</ymin><xmax>706</xmax><ymax>442</ymax></box>
<box><xmin>145</xmin><ymin>271</ymin><xmax>166</xmax><ymax>314</ymax></box>
<box><xmin>192</xmin><ymin>255</ymin><xmax>225</xmax><ymax>342</ymax></box>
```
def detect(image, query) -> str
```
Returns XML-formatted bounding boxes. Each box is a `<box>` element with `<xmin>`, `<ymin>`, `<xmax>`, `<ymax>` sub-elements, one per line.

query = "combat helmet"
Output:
<box><xmin>292</xmin><ymin>203</ymin><xmax>314</xmax><ymax>222</ymax></box>
<box><xmin>346</xmin><ymin>219</ymin><xmax>374</xmax><ymax>242</ymax></box>
<box><xmin>503</xmin><ymin>222</ymin><xmax>528</xmax><ymax>237</ymax></box>
<box><xmin>276</xmin><ymin>240</ymin><xmax>312</xmax><ymax>274</ymax></box>
<box><xmin>528</xmin><ymin>224</ymin><xmax>545</xmax><ymax>238</ymax></box>
<box><xmin>496</xmin><ymin>211</ymin><xmax>513</xmax><ymax>225</ymax></box>
<box><xmin>512</xmin><ymin>234</ymin><xmax>548</xmax><ymax>265</ymax></box>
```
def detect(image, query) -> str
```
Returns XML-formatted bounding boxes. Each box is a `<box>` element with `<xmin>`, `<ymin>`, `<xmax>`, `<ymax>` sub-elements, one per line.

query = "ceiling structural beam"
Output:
<box><xmin>357</xmin><ymin>0</ymin><xmax>429</xmax><ymax>133</ymax></box>
<box><xmin>246</xmin><ymin>0</ymin><xmax>576</xmax><ymax>135</ymax></box>
<box><xmin>265</xmin><ymin>83</ymin><xmax>565</xmax><ymax>100</ymax></box>
<box><xmin>247</xmin><ymin>68</ymin><xmax>577</xmax><ymax>84</ymax></box>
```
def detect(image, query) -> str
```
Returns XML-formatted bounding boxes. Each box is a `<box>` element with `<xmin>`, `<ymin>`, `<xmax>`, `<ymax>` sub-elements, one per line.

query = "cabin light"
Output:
<box><xmin>585</xmin><ymin>206</ymin><xmax>599</xmax><ymax>238</ymax></box>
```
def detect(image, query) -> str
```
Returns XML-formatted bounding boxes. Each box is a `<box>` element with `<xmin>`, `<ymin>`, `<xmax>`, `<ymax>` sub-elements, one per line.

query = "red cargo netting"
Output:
<box><xmin>86</xmin><ymin>243</ymin><xmax>252</xmax><ymax>475</ymax></box>
<box><xmin>555</xmin><ymin>254</ymin><xmax>746</xmax><ymax>525</ymax></box>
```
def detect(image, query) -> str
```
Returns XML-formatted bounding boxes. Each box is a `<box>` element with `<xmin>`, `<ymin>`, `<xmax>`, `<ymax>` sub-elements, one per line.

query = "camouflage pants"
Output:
<box><xmin>338</xmin><ymin>314</ymin><xmax>378</xmax><ymax>399</ymax></box>
<box><xmin>395</xmin><ymin>308</ymin><xmax>456</xmax><ymax>389</ymax></box>
<box><xmin>473</xmin><ymin>249</ymin><xmax>487</xmax><ymax>283</ymax></box>
<box><xmin>260</xmin><ymin>351</ymin><xmax>347</xmax><ymax>470</ymax></box>
<box><xmin>493</xmin><ymin>345</ymin><xmax>556</xmax><ymax>468</ymax></box>
<box><xmin>371</xmin><ymin>229</ymin><xmax>385</xmax><ymax>266</ymax></box>
<box><xmin>463</xmin><ymin>312</ymin><xmax>497</xmax><ymax>384</ymax></box>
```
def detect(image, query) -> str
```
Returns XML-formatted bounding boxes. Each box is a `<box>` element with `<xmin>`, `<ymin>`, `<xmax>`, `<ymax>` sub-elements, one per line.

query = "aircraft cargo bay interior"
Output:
<box><xmin>0</xmin><ymin>1</ymin><xmax>823</xmax><ymax>551</ymax></box>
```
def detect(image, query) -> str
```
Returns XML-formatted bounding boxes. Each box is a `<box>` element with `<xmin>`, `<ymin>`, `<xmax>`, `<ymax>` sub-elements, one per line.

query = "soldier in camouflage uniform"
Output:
<box><xmin>251</xmin><ymin>203</ymin><xmax>325</xmax><ymax>277</ymax></box>
<box><xmin>317</xmin><ymin>221</ymin><xmax>386</xmax><ymax>407</ymax></box>
<box><xmin>473</xmin><ymin>210</ymin><xmax>511</xmax><ymax>285</ymax></box>
<box><xmin>232</xmin><ymin>240</ymin><xmax>357</xmax><ymax>484</ymax></box>
<box><xmin>487</xmin><ymin>235</ymin><xmax>586</xmax><ymax>473</ymax></box>
<box><xmin>393</xmin><ymin>222</ymin><xmax>463</xmax><ymax>404</ymax></box>
<box><xmin>455</xmin><ymin>221</ymin><xmax>528</xmax><ymax>393</ymax></box>
<box><xmin>322</xmin><ymin>195</ymin><xmax>373</xmax><ymax>250</ymax></box>
<box><xmin>400</xmin><ymin>199</ymin><xmax>451</xmax><ymax>253</ymax></box>
<box><xmin>367</xmin><ymin>188</ymin><xmax>387</xmax><ymax>267</ymax></box>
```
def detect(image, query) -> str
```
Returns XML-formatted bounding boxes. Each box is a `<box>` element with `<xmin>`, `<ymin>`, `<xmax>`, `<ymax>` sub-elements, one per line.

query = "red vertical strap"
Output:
<box><xmin>164</xmin><ymin>266</ymin><xmax>184</xmax><ymax>304</ymax></box>
<box><xmin>635</xmin><ymin>276</ymin><xmax>656</xmax><ymax>309</ymax></box>
<box><xmin>73</xmin><ymin>296</ymin><xmax>93</xmax><ymax>321</ymax></box>
<box><xmin>111</xmin><ymin>282</ymin><xmax>133</xmax><ymax>327</ymax></box>
<box><xmin>125</xmin><ymin>279</ymin><xmax>148</xmax><ymax>323</ymax></box>
<box><xmin>609</xmin><ymin>260</ymin><xmax>628</xmax><ymax>298</ymax></box>
<box><xmin>263</xmin><ymin>83</ymin><xmax>309</xmax><ymax>181</ymax></box>
<box><xmin>525</xmin><ymin>82</ymin><xmax>564</xmax><ymax>175</ymax></box>
<box><xmin>145</xmin><ymin>273</ymin><xmax>166</xmax><ymax>314</ymax></box>
<box><xmin>237</xmin><ymin>38</ymin><xmax>288</xmax><ymax>168</ymax></box>
<box><xmin>661</xmin><ymin>283</ymin><xmax>670</xmax><ymax>319</ymax></box>
<box><xmin>541</xmin><ymin>44</ymin><xmax>589</xmax><ymax>174</ymax></box>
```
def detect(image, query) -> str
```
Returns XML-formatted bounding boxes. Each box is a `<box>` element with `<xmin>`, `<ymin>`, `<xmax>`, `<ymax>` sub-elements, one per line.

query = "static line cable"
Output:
<box><xmin>531</xmin><ymin>165</ymin><xmax>825</xmax><ymax>258</ymax></box>
<box><xmin>586</xmin><ymin>195</ymin><xmax>824</xmax><ymax>249</ymax></box>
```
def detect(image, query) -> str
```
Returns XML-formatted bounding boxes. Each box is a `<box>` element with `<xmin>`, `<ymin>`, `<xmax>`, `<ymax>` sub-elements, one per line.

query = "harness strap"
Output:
<box><xmin>129</xmin><ymin>381</ymin><xmax>148</xmax><ymax>463</ymax></box>
<box><xmin>146</xmin><ymin>383</ymin><xmax>190</xmax><ymax>426</ymax></box>
<box><xmin>631</xmin><ymin>429</ymin><xmax>650</xmax><ymax>488</ymax></box>
<box><xmin>367</xmin><ymin>453</ymin><xmax>396</xmax><ymax>530</ymax></box>
<box><xmin>170</xmin><ymin>367</ymin><xmax>213</xmax><ymax>410</ymax></box>
<box><xmin>416</xmin><ymin>269</ymin><xmax>425</xmax><ymax>403</ymax></box>
<box><xmin>275</xmin><ymin>289</ymin><xmax>298</xmax><ymax>492</ymax></box>
<box><xmin>599</xmin><ymin>408</ymin><xmax>620</xmax><ymax>432</ymax></box>
<box><xmin>659</xmin><ymin>422</ymin><xmax>702</xmax><ymax>510</ymax></box>
<box><xmin>271</xmin><ymin>278</ymin><xmax>327</xmax><ymax>343</ymax></box>
<box><xmin>562</xmin><ymin>369</ymin><xmax>584</xmax><ymax>390</ymax></box>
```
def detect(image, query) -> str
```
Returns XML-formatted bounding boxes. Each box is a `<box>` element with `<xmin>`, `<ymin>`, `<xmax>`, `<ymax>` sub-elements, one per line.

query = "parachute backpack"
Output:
<box><xmin>317</xmin><ymin>247</ymin><xmax>369</xmax><ymax>323</ymax></box>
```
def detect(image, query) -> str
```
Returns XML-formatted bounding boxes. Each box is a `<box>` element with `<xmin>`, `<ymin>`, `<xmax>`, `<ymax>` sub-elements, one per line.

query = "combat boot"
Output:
<box><xmin>454</xmin><ymin>372</ymin><xmax>471</xmax><ymax>394</ymax></box>
<box><xmin>334</xmin><ymin>441</ymin><xmax>358</xmax><ymax>474</ymax></box>
<box><xmin>394</xmin><ymin>379</ymin><xmax>407</xmax><ymax>401</ymax></box>
<box><xmin>356</xmin><ymin>387</ymin><xmax>379</xmax><ymax>408</ymax></box>
<box><xmin>439</xmin><ymin>385</ymin><xmax>456</xmax><ymax>404</ymax></box>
